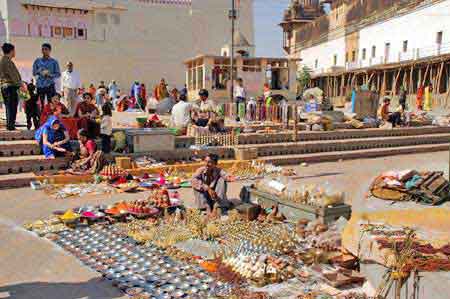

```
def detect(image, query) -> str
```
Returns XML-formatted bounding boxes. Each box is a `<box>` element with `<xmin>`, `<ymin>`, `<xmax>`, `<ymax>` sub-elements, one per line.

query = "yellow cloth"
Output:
<box><xmin>60</xmin><ymin>209</ymin><xmax>79</xmax><ymax>221</ymax></box>
<box><xmin>424</xmin><ymin>86</ymin><xmax>432</xmax><ymax>111</ymax></box>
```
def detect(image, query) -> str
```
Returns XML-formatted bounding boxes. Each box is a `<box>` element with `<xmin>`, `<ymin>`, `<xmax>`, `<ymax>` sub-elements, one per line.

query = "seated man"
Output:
<box><xmin>192</xmin><ymin>153</ymin><xmax>230</xmax><ymax>213</ymax></box>
<box><xmin>378</xmin><ymin>97</ymin><xmax>401</xmax><ymax>128</ymax></box>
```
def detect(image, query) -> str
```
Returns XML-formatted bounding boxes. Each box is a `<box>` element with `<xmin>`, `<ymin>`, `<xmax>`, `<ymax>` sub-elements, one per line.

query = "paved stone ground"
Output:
<box><xmin>0</xmin><ymin>151</ymin><xmax>448</xmax><ymax>299</ymax></box>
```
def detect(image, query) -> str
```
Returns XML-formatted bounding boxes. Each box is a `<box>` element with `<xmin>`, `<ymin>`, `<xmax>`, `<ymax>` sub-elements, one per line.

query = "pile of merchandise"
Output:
<box><xmin>255</xmin><ymin>179</ymin><xmax>345</xmax><ymax>208</ymax></box>
<box><xmin>25</xmin><ymin>200</ymin><xmax>370</xmax><ymax>299</ymax></box>
<box><xmin>369</xmin><ymin>169</ymin><xmax>450</xmax><ymax>205</ymax></box>
<box><xmin>42</xmin><ymin>182</ymin><xmax>117</xmax><ymax>199</ymax></box>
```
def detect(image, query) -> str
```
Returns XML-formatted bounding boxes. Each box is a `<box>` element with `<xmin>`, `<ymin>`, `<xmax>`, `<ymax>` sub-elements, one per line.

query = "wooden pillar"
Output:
<box><xmin>381</xmin><ymin>71</ymin><xmax>387</xmax><ymax>96</ymax></box>
<box><xmin>409</xmin><ymin>65</ymin><xmax>414</xmax><ymax>94</ymax></box>
<box><xmin>393</xmin><ymin>69</ymin><xmax>401</xmax><ymax>96</ymax></box>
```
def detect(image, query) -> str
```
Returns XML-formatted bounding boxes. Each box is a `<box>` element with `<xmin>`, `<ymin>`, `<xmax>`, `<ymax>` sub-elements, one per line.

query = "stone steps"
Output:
<box><xmin>0</xmin><ymin>172</ymin><xmax>37</xmax><ymax>189</ymax></box>
<box><xmin>0</xmin><ymin>140</ymin><xmax>41</xmax><ymax>157</ymax></box>
<box><xmin>258</xmin><ymin>143</ymin><xmax>450</xmax><ymax>166</ymax></box>
<box><xmin>0</xmin><ymin>129</ymin><xmax>35</xmax><ymax>141</ymax></box>
<box><xmin>0</xmin><ymin>155</ymin><xmax>70</xmax><ymax>175</ymax></box>
<box><xmin>175</xmin><ymin>126</ymin><xmax>450</xmax><ymax>148</ymax></box>
<box><xmin>1</xmin><ymin>144</ymin><xmax>448</xmax><ymax>189</ymax></box>
<box><xmin>237</xmin><ymin>133</ymin><xmax>450</xmax><ymax>157</ymax></box>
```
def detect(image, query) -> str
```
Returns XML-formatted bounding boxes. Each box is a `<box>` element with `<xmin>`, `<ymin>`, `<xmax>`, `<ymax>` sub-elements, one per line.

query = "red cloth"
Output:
<box><xmin>85</xmin><ymin>139</ymin><xmax>97</xmax><ymax>155</ymax></box>
<box><xmin>40</xmin><ymin>103</ymin><xmax>69</xmax><ymax>125</ymax></box>
<box><xmin>60</xmin><ymin>118</ymin><xmax>79</xmax><ymax>139</ymax></box>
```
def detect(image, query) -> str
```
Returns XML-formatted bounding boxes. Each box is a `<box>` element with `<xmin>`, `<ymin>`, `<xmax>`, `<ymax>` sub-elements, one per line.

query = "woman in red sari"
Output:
<box><xmin>74</xmin><ymin>92</ymin><xmax>100</xmax><ymax>138</ymax></box>
<box><xmin>40</xmin><ymin>93</ymin><xmax>69</xmax><ymax>125</ymax></box>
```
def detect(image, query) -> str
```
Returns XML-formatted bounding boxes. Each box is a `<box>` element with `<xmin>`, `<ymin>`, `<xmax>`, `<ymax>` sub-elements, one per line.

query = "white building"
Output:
<box><xmin>282</xmin><ymin>0</ymin><xmax>450</xmax><ymax>75</ymax></box>
<box><xmin>281</xmin><ymin>0</ymin><xmax>450</xmax><ymax>107</ymax></box>
<box><xmin>0</xmin><ymin>0</ymin><xmax>254</xmax><ymax>90</ymax></box>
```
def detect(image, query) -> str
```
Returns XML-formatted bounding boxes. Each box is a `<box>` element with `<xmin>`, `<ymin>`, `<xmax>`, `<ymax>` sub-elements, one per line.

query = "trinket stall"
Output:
<box><xmin>34</xmin><ymin>159</ymin><xmax>296</xmax><ymax>199</ymax></box>
<box><xmin>342</xmin><ymin>169</ymin><xmax>450</xmax><ymax>299</ymax></box>
<box><xmin>26</xmin><ymin>190</ymin><xmax>371</xmax><ymax>299</ymax></box>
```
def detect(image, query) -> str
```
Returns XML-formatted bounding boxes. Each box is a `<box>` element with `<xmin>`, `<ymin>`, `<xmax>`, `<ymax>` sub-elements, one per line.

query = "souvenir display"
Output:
<box><xmin>100</xmin><ymin>164</ymin><xmax>127</xmax><ymax>179</ymax></box>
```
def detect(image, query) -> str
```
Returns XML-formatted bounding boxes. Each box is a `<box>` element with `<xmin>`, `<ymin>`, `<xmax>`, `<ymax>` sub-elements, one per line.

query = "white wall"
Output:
<box><xmin>2</xmin><ymin>0</ymin><xmax>254</xmax><ymax>91</ymax></box>
<box><xmin>298</xmin><ymin>0</ymin><xmax>450</xmax><ymax>74</ymax></box>
<box><xmin>300</xmin><ymin>35</ymin><xmax>346</xmax><ymax>74</ymax></box>
<box><xmin>359</xmin><ymin>0</ymin><xmax>450</xmax><ymax>68</ymax></box>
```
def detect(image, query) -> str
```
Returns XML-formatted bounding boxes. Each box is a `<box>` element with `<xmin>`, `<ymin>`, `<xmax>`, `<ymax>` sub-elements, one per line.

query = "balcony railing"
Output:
<box><xmin>311</xmin><ymin>42</ymin><xmax>450</xmax><ymax>75</ymax></box>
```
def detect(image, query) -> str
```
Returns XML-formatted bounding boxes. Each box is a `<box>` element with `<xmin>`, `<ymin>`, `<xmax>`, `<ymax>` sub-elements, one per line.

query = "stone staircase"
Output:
<box><xmin>0</xmin><ymin>129</ymin><xmax>70</xmax><ymax>188</ymax></box>
<box><xmin>0</xmin><ymin>126</ymin><xmax>449</xmax><ymax>189</ymax></box>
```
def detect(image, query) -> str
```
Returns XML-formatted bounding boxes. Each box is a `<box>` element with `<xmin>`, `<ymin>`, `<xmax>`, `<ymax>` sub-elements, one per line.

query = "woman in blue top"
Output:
<box><xmin>35</xmin><ymin>116</ymin><xmax>71</xmax><ymax>159</ymax></box>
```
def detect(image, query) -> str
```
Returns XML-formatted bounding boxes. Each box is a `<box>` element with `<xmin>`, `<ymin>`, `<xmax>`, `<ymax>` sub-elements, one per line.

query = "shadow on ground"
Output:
<box><xmin>0</xmin><ymin>277</ymin><xmax>123</xmax><ymax>299</ymax></box>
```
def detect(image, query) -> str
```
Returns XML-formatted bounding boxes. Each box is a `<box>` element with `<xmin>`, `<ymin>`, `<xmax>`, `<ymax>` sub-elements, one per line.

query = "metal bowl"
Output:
<box><xmin>199</xmin><ymin>283</ymin><xmax>209</xmax><ymax>291</ymax></box>
<box><xmin>172</xmin><ymin>290</ymin><xmax>187</xmax><ymax>298</ymax></box>
<box><xmin>116</xmin><ymin>256</ymin><xmax>127</xmax><ymax>263</ymax></box>
<box><xmin>162</xmin><ymin>284</ymin><xmax>176</xmax><ymax>293</ymax></box>
<box><xmin>187</xmin><ymin>287</ymin><xmax>199</xmax><ymax>294</ymax></box>
<box><xmin>145</xmin><ymin>275</ymin><xmax>159</xmax><ymax>282</ymax></box>
<box><xmin>178</xmin><ymin>282</ymin><xmax>191</xmax><ymax>290</ymax></box>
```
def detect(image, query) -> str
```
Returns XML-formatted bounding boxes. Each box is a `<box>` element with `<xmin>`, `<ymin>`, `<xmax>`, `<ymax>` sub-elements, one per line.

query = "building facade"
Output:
<box><xmin>0</xmin><ymin>0</ymin><xmax>254</xmax><ymax>90</ymax></box>
<box><xmin>281</xmin><ymin>0</ymin><xmax>450</xmax><ymax>107</ymax></box>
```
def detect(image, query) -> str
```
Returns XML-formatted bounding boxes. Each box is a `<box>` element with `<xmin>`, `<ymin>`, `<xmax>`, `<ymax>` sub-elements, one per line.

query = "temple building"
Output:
<box><xmin>0</xmin><ymin>0</ymin><xmax>254</xmax><ymax>89</ymax></box>
<box><xmin>281</xmin><ymin>0</ymin><xmax>450</xmax><ymax>108</ymax></box>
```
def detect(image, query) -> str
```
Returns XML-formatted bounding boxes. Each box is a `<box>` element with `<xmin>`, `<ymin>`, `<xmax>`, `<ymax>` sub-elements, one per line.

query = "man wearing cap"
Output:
<box><xmin>0</xmin><ymin>43</ymin><xmax>22</xmax><ymax>130</ymax></box>
<box><xmin>32</xmin><ymin>43</ymin><xmax>61</xmax><ymax>108</ymax></box>
<box><xmin>61</xmin><ymin>61</ymin><xmax>81</xmax><ymax>115</ymax></box>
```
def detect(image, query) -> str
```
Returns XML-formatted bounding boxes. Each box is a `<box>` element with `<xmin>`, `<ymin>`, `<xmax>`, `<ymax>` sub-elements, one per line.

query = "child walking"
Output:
<box><xmin>100</xmin><ymin>102</ymin><xmax>112</xmax><ymax>153</ymax></box>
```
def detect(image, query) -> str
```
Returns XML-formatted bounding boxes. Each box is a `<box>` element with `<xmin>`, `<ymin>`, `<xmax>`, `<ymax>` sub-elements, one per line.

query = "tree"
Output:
<box><xmin>296</xmin><ymin>66</ymin><xmax>312</xmax><ymax>95</ymax></box>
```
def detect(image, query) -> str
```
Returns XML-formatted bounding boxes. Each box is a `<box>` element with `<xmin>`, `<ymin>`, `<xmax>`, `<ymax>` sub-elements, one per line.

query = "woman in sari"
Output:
<box><xmin>116</xmin><ymin>95</ymin><xmax>129</xmax><ymax>112</ymax></box>
<box><xmin>35</xmin><ymin>116</ymin><xmax>71</xmax><ymax>159</ymax></box>
<box><xmin>71</xmin><ymin>129</ymin><xmax>107</xmax><ymax>174</ymax></box>
<box><xmin>40</xmin><ymin>94</ymin><xmax>69</xmax><ymax>125</ymax></box>
<box><xmin>74</xmin><ymin>92</ymin><xmax>100</xmax><ymax>138</ymax></box>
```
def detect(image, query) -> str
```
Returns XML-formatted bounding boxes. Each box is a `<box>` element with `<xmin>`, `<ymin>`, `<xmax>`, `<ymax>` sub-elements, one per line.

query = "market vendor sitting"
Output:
<box><xmin>207</xmin><ymin>112</ymin><xmax>227</xmax><ymax>133</ymax></box>
<box><xmin>40</xmin><ymin>93</ymin><xmax>69</xmax><ymax>125</ymax></box>
<box><xmin>35</xmin><ymin>115</ymin><xmax>72</xmax><ymax>159</ymax></box>
<box><xmin>193</xmin><ymin>89</ymin><xmax>216</xmax><ymax>126</ymax></box>
<box><xmin>192</xmin><ymin>153</ymin><xmax>230</xmax><ymax>213</ymax></box>
<box><xmin>378</xmin><ymin>97</ymin><xmax>402</xmax><ymax>128</ymax></box>
<box><xmin>70</xmin><ymin>129</ymin><xmax>107</xmax><ymax>174</ymax></box>
<box><xmin>74</xmin><ymin>92</ymin><xmax>100</xmax><ymax>138</ymax></box>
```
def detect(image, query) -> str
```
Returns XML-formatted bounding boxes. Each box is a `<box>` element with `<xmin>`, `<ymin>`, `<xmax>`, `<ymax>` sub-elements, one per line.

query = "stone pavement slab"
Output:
<box><xmin>0</xmin><ymin>151</ymin><xmax>448</xmax><ymax>299</ymax></box>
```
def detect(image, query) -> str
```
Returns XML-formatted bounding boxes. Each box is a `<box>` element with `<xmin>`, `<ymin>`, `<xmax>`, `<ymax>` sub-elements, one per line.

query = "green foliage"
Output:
<box><xmin>296</xmin><ymin>66</ymin><xmax>312</xmax><ymax>95</ymax></box>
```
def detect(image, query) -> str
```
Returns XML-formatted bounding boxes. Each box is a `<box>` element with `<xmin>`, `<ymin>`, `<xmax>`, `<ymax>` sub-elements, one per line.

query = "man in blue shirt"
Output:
<box><xmin>32</xmin><ymin>43</ymin><xmax>61</xmax><ymax>108</ymax></box>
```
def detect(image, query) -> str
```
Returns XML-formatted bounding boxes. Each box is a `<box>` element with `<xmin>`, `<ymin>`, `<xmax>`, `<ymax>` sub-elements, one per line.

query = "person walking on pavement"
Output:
<box><xmin>32</xmin><ymin>43</ymin><xmax>61</xmax><ymax>109</ymax></box>
<box><xmin>0</xmin><ymin>43</ymin><xmax>22</xmax><ymax>131</ymax></box>
<box><xmin>61</xmin><ymin>61</ymin><xmax>81</xmax><ymax>115</ymax></box>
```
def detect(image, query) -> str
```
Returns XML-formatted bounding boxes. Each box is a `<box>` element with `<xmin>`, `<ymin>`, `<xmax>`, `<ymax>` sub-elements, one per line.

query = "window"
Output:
<box><xmin>77</xmin><ymin>28</ymin><xmax>85</xmax><ymax>37</ymax></box>
<box><xmin>63</xmin><ymin>27</ymin><xmax>73</xmax><ymax>38</ymax></box>
<box><xmin>437</xmin><ymin>31</ymin><xmax>443</xmax><ymax>44</ymax></box>
<box><xmin>352</xmin><ymin>50</ymin><xmax>356</xmax><ymax>62</ymax></box>
<box><xmin>333</xmin><ymin>54</ymin><xmax>337</xmax><ymax>66</ymax></box>
<box><xmin>315</xmin><ymin>59</ymin><xmax>318</xmax><ymax>68</ymax></box>
<box><xmin>372</xmin><ymin>46</ymin><xmax>376</xmax><ymax>58</ymax></box>
<box><xmin>403</xmin><ymin>40</ymin><xmax>408</xmax><ymax>52</ymax></box>
<box><xmin>362</xmin><ymin>48</ymin><xmax>366</xmax><ymax>60</ymax></box>
<box><xmin>53</xmin><ymin>26</ymin><xmax>62</xmax><ymax>38</ymax></box>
